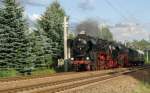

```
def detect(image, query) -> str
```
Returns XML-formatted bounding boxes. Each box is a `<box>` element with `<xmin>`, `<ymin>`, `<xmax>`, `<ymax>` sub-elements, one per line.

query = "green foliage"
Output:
<box><xmin>126</xmin><ymin>39</ymin><xmax>150</xmax><ymax>50</ymax></box>
<box><xmin>28</xmin><ymin>30</ymin><xmax>44</xmax><ymax>68</ymax></box>
<box><xmin>44</xmin><ymin>54</ymin><xmax>53</xmax><ymax>66</ymax></box>
<box><xmin>38</xmin><ymin>1</ymin><xmax>65</xmax><ymax>60</ymax></box>
<box><xmin>134</xmin><ymin>81</ymin><xmax>150</xmax><ymax>93</ymax></box>
<box><xmin>100</xmin><ymin>26</ymin><xmax>113</xmax><ymax>41</ymax></box>
<box><xmin>0</xmin><ymin>69</ymin><xmax>17</xmax><ymax>77</ymax></box>
<box><xmin>28</xmin><ymin>28</ymin><xmax>53</xmax><ymax>68</ymax></box>
<box><xmin>0</xmin><ymin>0</ymin><xmax>65</xmax><ymax>75</ymax></box>
<box><xmin>0</xmin><ymin>0</ymin><xmax>30</xmax><ymax>70</ymax></box>
<box><xmin>68</xmin><ymin>32</ymin><xmax>75</xmax><ymax>39</ymax></box>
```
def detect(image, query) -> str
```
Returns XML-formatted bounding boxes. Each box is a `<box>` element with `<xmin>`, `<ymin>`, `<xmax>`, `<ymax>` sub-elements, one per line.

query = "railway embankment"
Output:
<box><xmin>0</xmin><ymin>66</ymin><xmax>149</xmax><ymax>93</ymax></box>
<box><xmin>59</xmin><ymin>67</ymin><xmax>150</xmax><ymax>93</ymax></box>
<box><xmin>0</xmin><ymin>68</ymin><xmax>135</xmax><ymax>93</ymax></box>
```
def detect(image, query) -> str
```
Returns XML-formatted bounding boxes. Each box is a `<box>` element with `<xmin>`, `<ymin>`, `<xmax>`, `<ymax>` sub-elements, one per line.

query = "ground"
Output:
<box><xmin>60</xmin><ymin>68</ymin><xmax>150</xmax><ymax>93</ymax></box>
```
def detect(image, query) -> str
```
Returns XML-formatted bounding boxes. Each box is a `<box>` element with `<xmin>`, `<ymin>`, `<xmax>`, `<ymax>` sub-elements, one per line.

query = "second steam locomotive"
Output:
<box><xmin>68</xmin><ymin>32</ymin><xmax>144</xmax><ymax>71</ymax></box>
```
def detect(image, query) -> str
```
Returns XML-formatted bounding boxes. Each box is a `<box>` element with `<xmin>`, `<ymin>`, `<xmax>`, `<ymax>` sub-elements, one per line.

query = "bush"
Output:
<box><xmin>0</xmin><ymin>69</ymin><xmax>17</xmax><ymax>77</ymax></box>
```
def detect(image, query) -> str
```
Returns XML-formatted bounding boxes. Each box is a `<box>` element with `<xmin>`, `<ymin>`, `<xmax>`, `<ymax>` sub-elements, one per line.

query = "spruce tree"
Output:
<box><xmin>0</xmin><ymin>7</ymin><xmax>8</xmax><ymax>68</ymax></box>
<box><xmin>28</xmin><ymin>28</ymin><xmax>53</xmax><ymax>68</ymax></box>
<box><xmin>38</xmin><ymin>1</ymin><xmax>65</xmax><ymax>61</ymax></box>
<box><xmin>29</xmin><ymin>29</ymin><xmax>45</xmax><ymax>68</ymax></box>
<box><xmin>0</xmin><ymin>0</ymin><xmax>30</xmax><ymax>70</ymax></box>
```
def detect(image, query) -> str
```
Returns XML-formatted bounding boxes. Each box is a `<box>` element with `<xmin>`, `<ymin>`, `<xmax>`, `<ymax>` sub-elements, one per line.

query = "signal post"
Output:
<box><xmin>64</xmin><ymin>16</ymin><xmax>69</xmax><ymax>72</ymax></box>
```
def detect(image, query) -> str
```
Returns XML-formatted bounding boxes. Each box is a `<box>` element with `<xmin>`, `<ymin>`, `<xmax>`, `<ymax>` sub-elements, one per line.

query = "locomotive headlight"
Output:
<box><xmin>86</xmin><ymin>57</ymin><xmax>90</xmax><ymax>60</ymax></box>
<box><xmin>71</xmin><ymin>58</ymin><xmax>74</xmax><ymax>61</ymax></box>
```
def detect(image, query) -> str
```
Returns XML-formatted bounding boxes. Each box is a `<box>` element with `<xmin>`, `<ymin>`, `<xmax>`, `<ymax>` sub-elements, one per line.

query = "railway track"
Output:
<box><xmin>0</xmin><ymin>69</ymin><xmax>127</xmax><ymax>93</ymax></box>
<box><xmin>0</xmin><ymin>65</ymin><xmax>149</xmax><ymax>93</ymax></box>
<box><xmin>27</xmin><ymin>65</ymin><xmax>150</xmax><ymax>93</ymax></box>
<box><xmin>0</xmin><ymin>67</ymin><xmax>132</xmax><ymax>83</ymax></box>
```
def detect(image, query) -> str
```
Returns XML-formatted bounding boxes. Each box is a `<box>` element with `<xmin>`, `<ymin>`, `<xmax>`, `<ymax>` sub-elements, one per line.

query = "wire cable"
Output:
<box><xmin>104</xmin><ymin>0</ymin><xmax>127</xmax><ymax>20</ymax></box>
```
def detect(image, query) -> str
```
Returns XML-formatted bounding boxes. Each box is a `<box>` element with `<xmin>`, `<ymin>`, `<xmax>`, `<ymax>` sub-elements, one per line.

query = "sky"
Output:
<box><xmin>2</xmin><ymin>0</ymin><xmax>150</xmax><ymax>42</ymax></box>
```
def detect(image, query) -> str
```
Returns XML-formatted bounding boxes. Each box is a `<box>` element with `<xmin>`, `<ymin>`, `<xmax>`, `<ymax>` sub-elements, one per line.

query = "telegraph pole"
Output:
<box><xmin>64</xmin><ymin>16</ymin><xmax>69</xmax><ymax>72</ymax></box>
<box><xmin>147</xmin><ymin>50</ymin><xmax>149</xmax><ymax>63</ymax></box>
<box><xmin>100</xmin><ymin>24</ymin><xmax>103</xmax><ymax>39</ymax></box>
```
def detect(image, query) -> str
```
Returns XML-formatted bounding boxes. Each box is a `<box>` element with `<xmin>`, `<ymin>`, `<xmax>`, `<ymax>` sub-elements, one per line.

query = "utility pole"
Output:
<box><xmin>149</xmin><ymin>34</ymin><xmax>150</xmax><ymax>41</ymax></box>
<box><xmin>64</xmin><ymin>16</ymin><xmax>69</xmax><ymax>72</ymax></box>
<box><xmin>147</xmin><ymin>50</ymin><xmax>149</xmax><ymax>63</ymax></box>
<box><xmin>100</xmin><ymin>23</ymin><xmax>103</xmax><ymax>39</ymax></box>
<box><xmin>124</xmin><ymin>40</ymin><xmax>127</xmax><ymax>47</ymax></box>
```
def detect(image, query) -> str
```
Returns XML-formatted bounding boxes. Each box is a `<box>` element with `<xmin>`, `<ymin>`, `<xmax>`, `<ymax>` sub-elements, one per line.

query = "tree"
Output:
<box><xmin>0</xmin><ymin>0</ymin><xmax>30</xmax><ymax>70</ymax></box>
<box><xmin>76</xmin><ymin>19</ymin><xmax>113</xmax><ymax>41</ymax></box>
<box><xmin>28</xmin><ymin>28</ymin><xmax>53</xmax><ymax>68</ymax></box>
<box><xmin>68</xmin><ymin>32</ymin><xmax>75</xmax><ymax>39</ymax></box>
<box><xmin>127</xmin><ymin>39</ymin><xmax>150</xmax><ymax>50</ymax></box>
<box><xmin>38</xmin><ymin>1</ymin><xmax>65</xmax><ymax>61</ymax></box>
<box><xmin>100</xmin><ymin>26</ymin><xmax>113</xmax><ymax>41</ymax></box>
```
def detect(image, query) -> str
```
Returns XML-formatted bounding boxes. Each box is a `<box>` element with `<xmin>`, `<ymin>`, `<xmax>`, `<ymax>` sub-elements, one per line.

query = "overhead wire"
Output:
<box><xmin>115</xmin><ymin>0</ymin><xmax>140</xmax><ymax>23</ymax></box>
<box><xmin>104</xmin><ymin>0</ymin><xmax>128</xmax><ymax>20</ymax></box>
<box><xmin>114</xmin><ymin>0</ymin><xmax>148</xmax><ymax>32</ymax></box>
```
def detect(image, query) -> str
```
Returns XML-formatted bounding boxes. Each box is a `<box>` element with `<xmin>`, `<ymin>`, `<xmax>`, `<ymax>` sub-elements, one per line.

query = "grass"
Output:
<box><xmin>0</xmin><ymin>68</ymin><xmax>56</xmax><ymax>78</ymax></box>
<box><xmin>134</xmin><ymin>81</ymin><xmax>150</xmax><ymax>93</ymax></box>
<box><xmin>31</xmin><ymin>68</ymin><xmax>56</xmax><ymax>76</ymax></box>
<box><xmin>145</xmin><ymin>61</ymin><xmax>150</xmax><ymax>64</ymax></box>
<box><xmin>0</xmin><ymin>69</ymin><xmax>17</xmax><ymax>78</ymax></box>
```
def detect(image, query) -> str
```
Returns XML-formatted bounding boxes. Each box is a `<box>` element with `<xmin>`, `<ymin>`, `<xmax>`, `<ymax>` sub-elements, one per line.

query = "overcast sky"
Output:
<box><xmin>1</xmin><ymin>0</ymin><xmax>150</xmax><ymax>42</ymax></box>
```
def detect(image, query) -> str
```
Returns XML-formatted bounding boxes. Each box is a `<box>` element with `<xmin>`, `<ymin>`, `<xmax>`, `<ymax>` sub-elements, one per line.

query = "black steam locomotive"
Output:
<box><xmin>68</xmin><ymin>32</ymin><xmax>144</xmax><ymax>71</ymax></box>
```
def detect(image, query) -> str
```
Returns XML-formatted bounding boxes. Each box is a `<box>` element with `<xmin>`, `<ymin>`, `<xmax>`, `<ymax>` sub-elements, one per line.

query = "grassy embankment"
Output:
<box><xmin>0</xmin><ymin>69</ymin><xmax>17</xmax><ymax>77</ymax></box>
<box><xmin>0</xmin><ymin>68</ymin><xmax>56</xmax><ymax>78</ymax></box>
<box><xmin>134</xmin><ymin>63</ymin><xmax>150</xmax><ymax>93</ymax></box>
<box><xmin>134</xmin><ymin>81</ymin><xmax>150</xmax><ymax>93</ymax></box>
<box><xmin>31</xmin><ymin>68</ymin><xmax>56</xmax><ymax>76</ymax></box>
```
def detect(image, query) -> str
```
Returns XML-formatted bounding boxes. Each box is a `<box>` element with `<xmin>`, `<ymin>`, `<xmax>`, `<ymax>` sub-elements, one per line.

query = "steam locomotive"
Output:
<box><xmin>68</xmin><ymin>32</ymin><xmax>144</xmax><ymax>71</ymax></box>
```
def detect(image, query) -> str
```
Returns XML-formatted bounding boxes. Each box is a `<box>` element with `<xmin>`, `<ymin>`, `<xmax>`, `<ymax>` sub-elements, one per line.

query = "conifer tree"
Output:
<box><xmin>0</xmin><ymin>0</ymin><xmax>30</xmax><ymax>70</ymax></box>
<box><xmin>38</xmin><ymin>1</ymin><xmax>65</xmax><ymax>61</ymax></box>
<box><xmin>28</xmin><ymin>27</ymin><xmax>53</xmax><ymax>68</ymax></box>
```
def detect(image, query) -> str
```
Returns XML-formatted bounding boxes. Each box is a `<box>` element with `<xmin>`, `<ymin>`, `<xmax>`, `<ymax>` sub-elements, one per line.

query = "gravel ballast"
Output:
<box><xmin>59</xmin><ymin>68</ymin><xmax>150</xmax><ymax>93</ymax></box>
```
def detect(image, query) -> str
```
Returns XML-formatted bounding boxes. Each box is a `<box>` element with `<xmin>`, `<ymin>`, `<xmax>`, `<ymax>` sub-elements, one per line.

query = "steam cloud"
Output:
<box><xmin>76</xmin><ymin>19</ymin><xmax>100</xmax><ymax>38</ymax></box>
